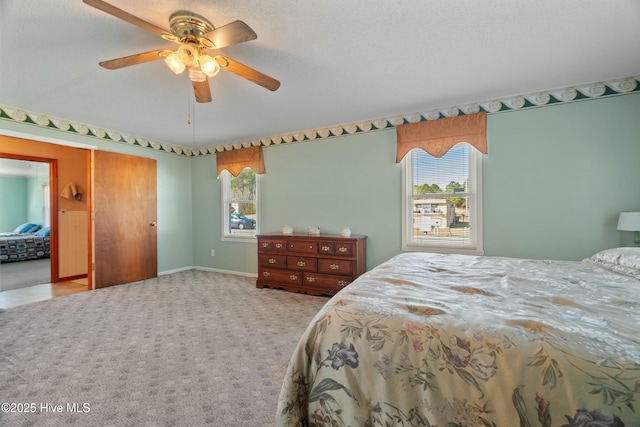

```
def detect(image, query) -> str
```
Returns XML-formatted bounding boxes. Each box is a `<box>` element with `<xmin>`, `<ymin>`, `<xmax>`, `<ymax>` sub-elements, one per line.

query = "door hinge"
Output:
<box><xmin>92</xmin><ymin>263</ymin><xmax>95</xmax><ymax>271</ymax></box>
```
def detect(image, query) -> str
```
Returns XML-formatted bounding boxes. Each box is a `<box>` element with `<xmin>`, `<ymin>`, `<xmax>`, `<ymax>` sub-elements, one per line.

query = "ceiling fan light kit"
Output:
<box><xmin>178</xmin><ymin>44</ymin><xmax>198</xmax><ymax>67</ymax></box>
<box><xmin>198</xmin><ymin>55</ymin><xmax>220</xmax><ymax>77</ymax></box>
<box><xmin>163</xmin><ymin>43</ymin><xmax>220</xmax><ymax>80</ymax></box>
<box><xmin>164</xmin><ymin>52</ymin><xmax>186</xmax><ymax>74</ymax></box>
<box><xmin>83</xmin><ymin>0</ymin><xmax>280</xmax><ymax>103</ymax></box>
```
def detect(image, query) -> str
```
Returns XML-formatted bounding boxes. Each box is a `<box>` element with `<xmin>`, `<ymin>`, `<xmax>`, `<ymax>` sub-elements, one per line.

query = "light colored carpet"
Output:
<box><xmin>0</xmin><ymin>258</ymin><xmax>51</xmax><ymax>291</ymax></box>
<box><xmin>0</xmin><ymin>270</ymin><xmax>329</xmax><ymax>427</ymax></box>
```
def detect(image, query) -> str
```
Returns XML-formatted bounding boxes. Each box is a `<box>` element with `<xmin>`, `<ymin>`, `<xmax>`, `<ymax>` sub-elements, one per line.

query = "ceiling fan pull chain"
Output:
<box><xmin>192</xmin><ymin>100</ymin><xmax>196</xmax><ymax>145</ymax></box>
<box><xmin>189</xmin><ymin>84</ymin><xmax>196</xmax><ymax>144</ymax></box>
<box><xmin>187</xmin><ymin>80</ymin><xmax>193</xmax><ymax>125</ymax></box>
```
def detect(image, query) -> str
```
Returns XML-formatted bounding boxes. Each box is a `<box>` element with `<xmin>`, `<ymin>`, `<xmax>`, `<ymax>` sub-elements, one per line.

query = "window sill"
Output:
<box><xmin>221</xmin><ymin>234</ymin><xmax>258</xmax><ymax>243</ymax></box>
<box><xmin>401</xmin><ymin>244</ymin><xmax>484</xmax><ymax>256</ymax></box>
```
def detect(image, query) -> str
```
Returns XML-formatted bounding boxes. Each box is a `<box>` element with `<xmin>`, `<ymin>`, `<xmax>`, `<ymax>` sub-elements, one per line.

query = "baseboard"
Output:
<box><xmin>158</xmin><ymin>266</ymin><xmax>195</xmax><ymax>276</ymax></box>
<box><xmin>158</xmin><ymin>266</ymin><xmax>258</xmax><ymax>279</ymax></box>
<box><xmin>194</xmin><ymin>266</ymin><xmax>258</xmax><ymax>278</ymax></box>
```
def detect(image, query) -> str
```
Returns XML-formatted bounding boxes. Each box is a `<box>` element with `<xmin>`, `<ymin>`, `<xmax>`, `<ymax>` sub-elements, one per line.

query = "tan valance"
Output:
<box><xmin>395</xmin><ymin>112</ymin><xmax>487</xmax><ymax>162</ymax></box>
<box><xmin>216</xmin><ymin>146</ymin><xmax>266</xmax><ymax>176</ymax></box>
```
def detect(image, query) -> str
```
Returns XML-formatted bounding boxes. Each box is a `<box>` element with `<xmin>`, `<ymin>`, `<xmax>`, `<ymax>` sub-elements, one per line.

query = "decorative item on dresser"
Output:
<box><xmin>256</xmin><ymin>233</ymin><xmax>367</xmax><ymax>296</ymax></box>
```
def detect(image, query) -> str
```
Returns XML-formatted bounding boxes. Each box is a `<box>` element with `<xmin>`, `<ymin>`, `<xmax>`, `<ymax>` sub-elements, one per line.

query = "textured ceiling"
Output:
<box><xmin>1</xmin><ymin>0</ymin><xmax>639</xmax><ymax>150</ymax></box>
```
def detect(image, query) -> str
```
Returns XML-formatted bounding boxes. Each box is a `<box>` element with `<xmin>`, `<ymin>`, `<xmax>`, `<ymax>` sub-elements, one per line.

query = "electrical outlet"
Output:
<box><xmin>211</xmin><ymin>249</ymin><xmax>215</xmax><ymax>257</ymax></box>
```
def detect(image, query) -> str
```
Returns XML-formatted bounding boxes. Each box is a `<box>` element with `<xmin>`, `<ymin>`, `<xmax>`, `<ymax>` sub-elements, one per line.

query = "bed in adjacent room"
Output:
<box><xmin>276</xmin><ymin>248</ymin><xmax>640</xmax><ymax>427</ymax></box>
<box><xmin>0</xmin><ymin>223</ymin><xmax>51</xmax><ymax>263</ymax></box>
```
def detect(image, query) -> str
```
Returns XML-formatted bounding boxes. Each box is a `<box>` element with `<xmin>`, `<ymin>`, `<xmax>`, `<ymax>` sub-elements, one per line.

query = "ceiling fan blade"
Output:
<box><xmin>99</xmin><ymin>49</ymin><xmax>171</xmax><ymax>70</ymax></box>
<box><xmin>215</xmin><ymin>56</ymin><xmax>280</xmax><ymax>91</ymax></box>
<box><xmin>83</xmin><ymin>0</ymin><xmax>170</xmax><ymax>37</ymax></box>
<box><xmin>193</xmin><ymin>80</ymin><xmax>212</xmax><ymax>103</ymax></box>
<box><xmin>202</xmin><ymin>20</ymin><xmax>257</xmax><ymax>49</ymax></box>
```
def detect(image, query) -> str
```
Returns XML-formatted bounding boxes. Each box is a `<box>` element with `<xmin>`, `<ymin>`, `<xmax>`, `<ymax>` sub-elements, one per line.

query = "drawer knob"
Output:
<box><xmin>307</xmin><ymin>277</ymin><xmax>315</xmax><ymax>283</ymax></box>
<box><xmin>338</xmin><ymin>247</ymin><xmax>348</xmax><ymax>253</ymax></box>
<box><xmin>269</xmin><ymin>258</ymin><xmax>277</xmax><ymax>264</ymax></box>
<box><xmin>262</xmin><ymin>271</ymin><xmax>271</xmax><ymax>277</ymax></box>
<box><xmin>276</xmin><ymin>243</ymin><xmax>283</xmax><ymax>248</ymax></box>
<box><xmin>297</xmin><ymin>261</ymin><xmax>306</xmax><ymax>267</ymax></box>
<box><xmin>330</xmin><ymin>264</ymin><xmax>339</xmax><ymax>270</ymax></box>
<box><xmin>338</xmin><ymin>280</ymin><xmax>348</xmax><ymax>287</ymax></box>
<box><xmin>262</xmin><ymin>243</ymin><xmax>269</xmax><ymax>248</ymax></box>
<box><xmin>321</xmin><ymin>246</ymin><xmax>330</xmax><ymax>252</ymax></box>
<box><xmin>289</xmin><ymin>274</ymin><xmax>298</xmax><ymax>281</ymax></box>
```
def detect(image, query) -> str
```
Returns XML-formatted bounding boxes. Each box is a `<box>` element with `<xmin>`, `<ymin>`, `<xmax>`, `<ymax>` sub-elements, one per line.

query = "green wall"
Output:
<box><xmin>26</xmin><ymin>175</ymin><xmax>48</xmax><ymax>225</ymax></box>
<box><xmin>0</xmin><ymin>177</ymin><xmax>27</xmax><ymax>231</ymax></box>
<box><xmin>191</xmin><ymin>130</ymin><xmax>401</xmax><ymax>272</ymax></box>
<box><xmin>193</xmin><ymin>92</ymin><xmax>640</xmax><ymax>274</ymax></box>
<box><xmin>484</xmin><ymin>93</ymin><xmax>640</xmax><ymax>260</ymax></box>
<box><xmin>2</xmin><ymin>91</ymin><xmax>639</xmax><ymax>277</ymax></box>
<box><xmin>0</xmin><ymin>174</ymin><xmax>48</xmax><ymax>231</ymax></box>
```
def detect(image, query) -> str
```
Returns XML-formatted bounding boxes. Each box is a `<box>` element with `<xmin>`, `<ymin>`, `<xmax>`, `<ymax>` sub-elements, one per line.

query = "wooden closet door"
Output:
<box><xmin>93</xmin><ymin>151</ymin><xmax>157</xmax><ymax>288</ymax></box>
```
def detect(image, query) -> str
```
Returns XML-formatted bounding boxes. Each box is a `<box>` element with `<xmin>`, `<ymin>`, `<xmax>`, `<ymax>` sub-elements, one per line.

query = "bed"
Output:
<box><xmin>0</xmin><ymin>223</ymin><xmax>51</xmax><ymax>263</ymax></box>
<box><xmin>276</xmin><ymin>248</ymin><xmax>640</xmax><ymax>427</ymax></box>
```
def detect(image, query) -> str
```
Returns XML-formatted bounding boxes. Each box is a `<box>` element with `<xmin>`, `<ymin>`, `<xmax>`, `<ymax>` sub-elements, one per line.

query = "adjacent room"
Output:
<box><xmin>0</xmin><ymin>1</ymin><xmax>639</xmax><ymax>426</ymax></box>
<box><xmin>0</xmin><ymin>158</ymin><xmax>51</xmax><ymax>289</ymax></box>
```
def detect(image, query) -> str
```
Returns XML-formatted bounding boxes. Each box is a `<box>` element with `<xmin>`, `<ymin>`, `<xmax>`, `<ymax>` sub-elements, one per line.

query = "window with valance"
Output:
<box><xmin>217</xmin><ymin>146</ymin><xmax>264</xmax><ymax>241</ymax></box>
<box><xmin>397</xmin><ymin>112</ymin><xmax>487</xmax><ymax>254</ymax></box>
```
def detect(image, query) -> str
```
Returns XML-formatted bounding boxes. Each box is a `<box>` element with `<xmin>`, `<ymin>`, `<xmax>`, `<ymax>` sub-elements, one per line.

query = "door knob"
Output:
<box><xmin>150</xmin><ymin>221</ymin><xmax>157</xmax><ymax>227</ymax></box>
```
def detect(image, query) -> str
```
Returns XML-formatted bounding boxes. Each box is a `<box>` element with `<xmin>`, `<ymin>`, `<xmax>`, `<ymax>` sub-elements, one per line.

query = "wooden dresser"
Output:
<box><xmin>256</xmin><ymin>233</ymin><xmax>367</xmax><ymax>296</ymax></box>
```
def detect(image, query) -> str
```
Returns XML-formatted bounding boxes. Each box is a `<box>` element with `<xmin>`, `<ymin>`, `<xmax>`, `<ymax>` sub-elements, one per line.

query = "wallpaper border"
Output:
<box><xmin>1</xmin><ymin>76</ymin><xmax>638</xmax><ymax>157</ymax></box>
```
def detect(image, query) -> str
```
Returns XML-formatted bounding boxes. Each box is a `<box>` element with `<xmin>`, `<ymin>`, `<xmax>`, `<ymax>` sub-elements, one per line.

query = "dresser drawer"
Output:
<box><xmin>259</xmin><ymin>254</ymin><xmax>287</xmax><ymax>268</ymax></box>
<box><xmin>303</xmin><ymin>272</ymin><xmax>352</xmax><ymax>293</ymax></box>
<box><xmin>288</xmin><ymin>240</ymin><xmax>318</xmax><ymax>254</ymax></box>
<box><xmin>318</xmin><ymin>243</ymin><xmax>334</xmax><ymax>255</ymax></box>
<box><xmin>259</xmin><ymin>239</ymin><xmax>286</xmax><ymax>252</ymax></box>
<box><xmin>318</xmin><ymin>259</ymin><xmax>353</xmax><ymax>276</ymax></box>
<box><xmin>334</xmin><ymin>242</ymin><xmax>354</xmax><ymax>256</ymax></box>
<box><xmin>287</xmin><ymin>256</ymin><xmax>317</xmax><ymax>272</ymax></box>
<box><xmin>259</xmin><ymin>268</ymin><xmax>303</xmax><ymax>285</ymax></box>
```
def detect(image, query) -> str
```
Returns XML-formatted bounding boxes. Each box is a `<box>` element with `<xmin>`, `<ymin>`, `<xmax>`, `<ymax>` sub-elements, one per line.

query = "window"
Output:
<box><xmin>401</xmin><ymin>143</ymin><xmax>483</xmax><ymax>254</ymax></box>
<box><xmin>42</xmin><ymin>183</ymin><xmax>50</xmax><ymax>227</ymax></box>
<box><xmin>221</xmin><ymin>168</ymin><xmax>259</xmax><ymax>241</ymax></box>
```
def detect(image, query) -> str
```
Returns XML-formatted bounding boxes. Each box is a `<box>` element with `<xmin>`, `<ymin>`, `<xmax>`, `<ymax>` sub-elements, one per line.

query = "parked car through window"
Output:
<box><xmin>230</xmin><ymin>212</ymin><xmax>256</xmax><ymax>230</ymax></box>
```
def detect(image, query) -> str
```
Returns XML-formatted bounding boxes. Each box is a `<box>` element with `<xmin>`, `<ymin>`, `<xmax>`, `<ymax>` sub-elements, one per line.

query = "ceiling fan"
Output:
<box><xmin>83</xmin><ymin>0</ymin><xmax>280</xmax><ymax>103</ymax></box>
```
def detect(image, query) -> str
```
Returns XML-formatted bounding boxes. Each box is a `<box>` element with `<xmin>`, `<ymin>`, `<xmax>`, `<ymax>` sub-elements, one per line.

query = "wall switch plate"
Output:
<box><xmin>211</xmin><ymin>249</ymin><xmax>215</xmax><ymax>257</ymax></box>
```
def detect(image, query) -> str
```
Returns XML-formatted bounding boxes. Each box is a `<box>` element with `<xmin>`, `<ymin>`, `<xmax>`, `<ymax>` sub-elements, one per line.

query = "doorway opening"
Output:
<box><xmin>0</xmin><ymin>157</ymin><xmax>53</xmax><ymax>292</ymax></box>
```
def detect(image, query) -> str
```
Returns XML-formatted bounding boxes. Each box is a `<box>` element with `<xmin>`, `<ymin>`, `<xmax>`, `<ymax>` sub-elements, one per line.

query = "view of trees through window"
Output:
<box><xmin>226</xmin><ymin>168</ymin><xmax>258</xmax><ymax>236</ymax></box>
<box><xmin>411</xmin><ymin>146</ymin><xmax>471</xmax><ymax>242</ymax></box>
<box><xmin>230</xmin><ymin>169</ymin><xmax>256</xmax><ymax>215</ymax></box>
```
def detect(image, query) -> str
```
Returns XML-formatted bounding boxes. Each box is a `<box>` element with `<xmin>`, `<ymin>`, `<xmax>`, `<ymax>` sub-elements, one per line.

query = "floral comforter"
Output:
<box><xmin>276</xmin><ymin>252</ymin><xmax>640</xmax><ymax>427</ymax></box>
